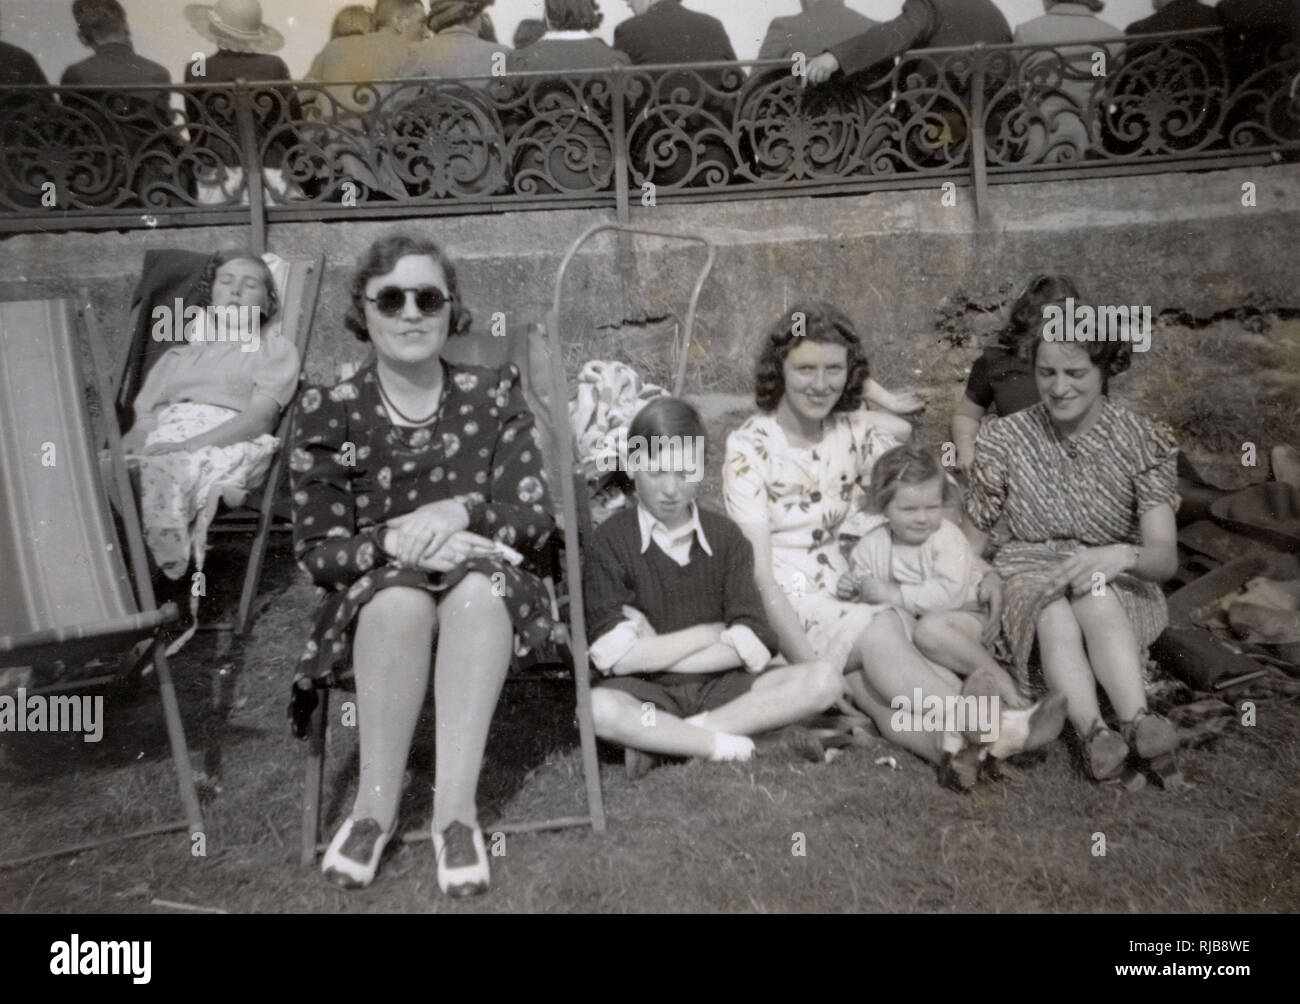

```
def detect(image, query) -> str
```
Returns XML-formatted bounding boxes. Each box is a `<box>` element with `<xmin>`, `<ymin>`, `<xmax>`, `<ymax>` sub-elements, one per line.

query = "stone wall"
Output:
<box><xmin>2</xmin><ymin>163</ymin><xmax>1296</xmax><ymax>390</ymax></box>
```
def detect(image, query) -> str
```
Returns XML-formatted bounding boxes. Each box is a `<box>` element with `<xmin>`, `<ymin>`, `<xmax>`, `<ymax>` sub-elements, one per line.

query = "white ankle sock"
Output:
<box><xmin>710</xmin><ymin>732</ymin><xmax>755</xmax><ymax>762</ymax></box>
<box><xmin>988</xmin><ymin>706</ymin><xmax>1031</xmax><ymax>759</ymax></box>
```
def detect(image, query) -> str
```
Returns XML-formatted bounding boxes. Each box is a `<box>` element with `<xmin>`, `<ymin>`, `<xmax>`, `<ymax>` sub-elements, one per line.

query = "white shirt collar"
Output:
<box><xmin>636</xmin><ymin>502</ymin><xmax>712</xmax><ymax>558</ymax></box>
<box><xmin>544</xmin><ymin>30</ymin><xmax>597</xmax><ymax>41</ymax></box>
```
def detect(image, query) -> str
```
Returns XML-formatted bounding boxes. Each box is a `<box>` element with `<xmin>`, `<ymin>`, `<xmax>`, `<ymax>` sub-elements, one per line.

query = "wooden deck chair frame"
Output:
<box><xmin>299</xmin><ymin>224</ymin><xmax>717</xmax><ymax>864</ymax></box>
<box><xmin>0</xmin><ymin>298</ymin><xmax>204</xmax><ymax>869</ymax></box>
<box><xmin>111</xmin><ymin>251</ymin><xmax>323</xmax><ymax>637</ymax></box>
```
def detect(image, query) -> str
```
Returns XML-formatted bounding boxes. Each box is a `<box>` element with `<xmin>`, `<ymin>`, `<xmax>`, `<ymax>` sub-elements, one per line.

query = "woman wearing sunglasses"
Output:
<box><xmin>288</xmin><ymin>233</ymin><xmax>556</xmax><ymax>897</ymax></box>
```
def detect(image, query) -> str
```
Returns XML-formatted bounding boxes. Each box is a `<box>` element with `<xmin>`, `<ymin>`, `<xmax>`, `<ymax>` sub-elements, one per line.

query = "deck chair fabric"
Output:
<box><xmin>115</xmin><ymin>249</ymin><xmax>210</xmax><ymax>430</ymax></box>
<box><xmin>113</xmin><ymin>249</ymin><xmax>322</xmax><ymax>636</ymax></box>
<box><xmin>0</xmin><ymin>298</ymin><xmax>203</xmax><ymax>866</ymax></box>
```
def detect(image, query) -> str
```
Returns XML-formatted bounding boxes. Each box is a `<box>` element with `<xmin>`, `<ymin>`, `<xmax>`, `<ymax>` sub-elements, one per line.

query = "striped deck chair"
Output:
<box><xmin>0</xmin><ymin>298</ymin><xmax>204</xmax><ymax>867</ymax></box>
<box><xmin>112</xmin><ymin>250</ymin><xmax>323</xmax><ymax>638</ymax></box>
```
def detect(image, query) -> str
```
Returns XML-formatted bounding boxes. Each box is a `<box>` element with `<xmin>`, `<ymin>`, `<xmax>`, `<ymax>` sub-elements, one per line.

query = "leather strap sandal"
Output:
<box><xmin>1123</xmin><ymin>708</ymin><xmax>1179</xmax><ymax>760</ymax></box>
<box><xmin>1085</xmin><ymin>722</ymin><xmax>1130</xmax><ymax>781</ymax></box>
<box><xmin>1123</xmin><ymin>710</ymin><xmax>1189</xmax><ymax>790</ymax></box>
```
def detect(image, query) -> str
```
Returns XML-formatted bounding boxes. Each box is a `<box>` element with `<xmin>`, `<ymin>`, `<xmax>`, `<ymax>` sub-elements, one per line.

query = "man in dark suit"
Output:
<box><xmin>62</xmin><ymin>0</ymin><xmax>169</xmax><ymax>86</ymax></box>
<box><xmin>758</xmin><ymin>0</ymin><xmax>879</xmax><ymax>62</ymax></box>
<box><xmin>803</xmin><ymin>0</ymin><xmax>1011</xmax><ymax>168</ymax></box>
<box><xmin>0</xmin><ymin>34</ymin><xmax>47</xmax><ymax>85</ymax></box>
<box><xmin>614</xmin><ymin>0</ymin><xmax>739</xmax><ymax>187</ymax></box>
<box><xmin>60</xmin><ymin>0</ymin><xmax>176</xmax><ymax>206</ymax></box>
<box><xmin>1125</xmin><ymin>0</ymin><xmax>1220</xmax><ymax>34</ymax></box>
<box><xmin>1218</xmin><ymin>0</ymin><xmax>1300</xmax><ymax>86</ymax></box>
<box><xmin>805</xmin><ymin>0</ymin><xmax>1012</xmax><ymax>82</ymax></box>
<box><xmin>614</xmin><ymin>0</ymin><xmax>736</xmax><ymax>78</ymax></box>
<box><xmin>0</xmin><ymin>30</ymin><xmax>49</xmax><ymax>208</ymax></box>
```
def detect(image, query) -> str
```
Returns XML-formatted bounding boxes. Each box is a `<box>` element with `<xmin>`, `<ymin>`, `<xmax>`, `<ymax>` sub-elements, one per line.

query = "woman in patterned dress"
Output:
<box><xmin>123</xmin><ymin>250</ymin><xmax>298</xmax><ymax>582</ymax></box>
<box><xmin>964</xmin><ymin>319</ymin><xmax>1182</xmax><ymax>783</ymax></box>
<box><xmin>724</xmin><ymin>303</ymin><xmax>1031</xmax><ymax>786</ymax></box>
<box><xmin>289</xmin><ymin>234</ymin><xmax>555</xmax><ymax>895</ymax></box>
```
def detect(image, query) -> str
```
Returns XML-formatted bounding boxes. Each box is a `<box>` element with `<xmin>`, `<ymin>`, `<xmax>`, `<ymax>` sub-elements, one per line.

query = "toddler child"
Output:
<box><xmin>838</xmin><ymin>443</ymin><xmax>1066</xmax><ymax>786</ymax></box>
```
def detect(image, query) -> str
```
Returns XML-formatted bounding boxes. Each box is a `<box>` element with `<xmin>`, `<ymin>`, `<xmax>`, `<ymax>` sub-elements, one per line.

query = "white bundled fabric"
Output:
<box><xmin>568</xmin><ymin>360</ymin><xmax>666</xmax><ymax>481</ymax></box>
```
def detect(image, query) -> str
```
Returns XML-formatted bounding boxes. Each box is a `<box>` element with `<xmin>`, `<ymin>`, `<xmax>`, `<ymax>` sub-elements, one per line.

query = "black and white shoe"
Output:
<box><xmin>433</xmin><ymin>821</ymin><xmax>490</xmax><ymax>898</ymax></box>
<box><xmin>322</xmin><ymin>817</ymin><xmax>395</xmax><ymax>889</ymax></box>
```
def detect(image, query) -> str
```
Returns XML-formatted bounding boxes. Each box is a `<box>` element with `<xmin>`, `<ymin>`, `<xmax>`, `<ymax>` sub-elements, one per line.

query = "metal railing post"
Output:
<box><xmin>233</xmin><ymin>79</ymin><xmax>267</xmax><ymax>254</ymax></box>
<box><xmin>611</xmin><ymin>66</ymin><xmax>631</xmax><ymax>223</ymax></box>
<box><xmin>968</xmin><ymin>46</ymin><xmax>989</xmax><ymax>224</ymax></box>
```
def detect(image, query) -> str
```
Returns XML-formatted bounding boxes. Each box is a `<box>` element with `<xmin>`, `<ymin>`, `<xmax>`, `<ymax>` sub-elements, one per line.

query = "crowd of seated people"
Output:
<box><xmin>0</xmin><ymin>0</ymin><xmax>1296</xmax><ymax>210</ymax></box>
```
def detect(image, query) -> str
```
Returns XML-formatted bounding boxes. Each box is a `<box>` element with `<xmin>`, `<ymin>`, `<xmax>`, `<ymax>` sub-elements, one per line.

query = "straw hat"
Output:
<box><xmin>184</xmin><ymin>0</ymin><xmax>285</xmax><ymax>53</ymax></box>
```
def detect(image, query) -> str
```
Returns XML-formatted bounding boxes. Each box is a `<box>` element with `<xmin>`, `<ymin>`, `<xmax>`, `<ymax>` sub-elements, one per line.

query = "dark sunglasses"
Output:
<box><xmin>366</xmin><ymin>286</ymin><xmax>450</xmax><ymax>317</ymax></box>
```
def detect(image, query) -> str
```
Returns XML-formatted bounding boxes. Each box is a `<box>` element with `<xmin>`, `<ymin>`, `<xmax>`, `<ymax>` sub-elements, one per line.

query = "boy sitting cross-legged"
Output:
<box><xmin>584</xmin><ymin>397</ymin><xmax>842</xmax><ymax>780</ymax></box>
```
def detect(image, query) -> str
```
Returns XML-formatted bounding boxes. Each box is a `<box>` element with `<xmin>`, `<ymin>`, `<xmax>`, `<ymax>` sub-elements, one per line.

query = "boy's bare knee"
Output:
<box><xmin>589</xmin><ymin>687</ymin><xmax>624</xmax><ymax>732</ymax></box>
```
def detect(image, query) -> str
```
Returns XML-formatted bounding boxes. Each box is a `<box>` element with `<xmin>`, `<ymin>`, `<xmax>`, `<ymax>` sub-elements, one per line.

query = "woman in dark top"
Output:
<box><xmin>289</xmin><ymin>233</ymin><xmax>554</xmax><ymax>897</ymax></box>
<box><xmin>952</xmin><ymin>274</ymin><xmax>1075</xmax><ymax>471</ymax></box>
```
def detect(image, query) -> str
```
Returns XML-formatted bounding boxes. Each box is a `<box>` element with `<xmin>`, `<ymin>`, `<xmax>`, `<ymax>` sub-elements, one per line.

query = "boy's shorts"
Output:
<box><xmin>596</xmin><ymin>669</ymin><xmax>756</xmax><ymax>719</ymax></box>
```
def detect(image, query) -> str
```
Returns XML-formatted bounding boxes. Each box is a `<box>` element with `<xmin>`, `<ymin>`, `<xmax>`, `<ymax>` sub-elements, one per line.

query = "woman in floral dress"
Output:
<box><xmin>724</xmin><ymin>302</ymin><xmax>1049</xmax><ymax>787</ymax></box>
<box><xmin>290</xmin><ymin>234</ymin><xmax>554</xmax><ymax>896</ymax></box>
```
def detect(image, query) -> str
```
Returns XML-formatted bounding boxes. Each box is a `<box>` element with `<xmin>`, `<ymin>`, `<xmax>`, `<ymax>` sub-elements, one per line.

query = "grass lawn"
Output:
<box><xmin>1</xmin><ymin>315</ymin><xmax>1297</xmax><ymax>913</ymax></box>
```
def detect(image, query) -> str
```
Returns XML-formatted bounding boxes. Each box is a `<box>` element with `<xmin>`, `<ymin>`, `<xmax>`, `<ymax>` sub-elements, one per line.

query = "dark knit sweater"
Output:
<box><xmin>584</xmin><ymin>506</ymin><xmax>778</xmax><ymax>653</ymax></box>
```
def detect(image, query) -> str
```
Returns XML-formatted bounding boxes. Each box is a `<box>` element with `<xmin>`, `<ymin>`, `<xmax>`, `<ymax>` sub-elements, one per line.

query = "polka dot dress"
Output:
<box><xmin>289</xmin><ymin>361</ymin><xmax>557</xmax><ymax>684</ymax></box>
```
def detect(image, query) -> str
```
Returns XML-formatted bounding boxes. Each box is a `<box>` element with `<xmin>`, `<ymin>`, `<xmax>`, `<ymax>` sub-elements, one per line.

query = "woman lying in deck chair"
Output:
<box><xmin>121</xmin><ymin>249</ymin><xmax>300</xmax><ymax>582</ymax></box>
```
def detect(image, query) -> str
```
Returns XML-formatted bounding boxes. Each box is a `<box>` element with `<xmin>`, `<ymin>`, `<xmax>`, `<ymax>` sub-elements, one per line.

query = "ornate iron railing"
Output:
<box><xmin>1</xmin><ymin>27</ymin><xmax>1296</xmax><ymax>233</ymax></box>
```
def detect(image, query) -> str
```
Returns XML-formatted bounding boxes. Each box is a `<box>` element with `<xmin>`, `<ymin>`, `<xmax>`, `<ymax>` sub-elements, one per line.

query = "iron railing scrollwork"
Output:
<box><xmin>1</xmin><ymin>27</ymin><xmax>1295</xmax><ymax>232</ymax></box>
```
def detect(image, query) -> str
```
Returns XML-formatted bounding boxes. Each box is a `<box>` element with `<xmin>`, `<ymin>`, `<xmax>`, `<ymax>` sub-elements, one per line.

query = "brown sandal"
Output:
<box><xmin>1122</xmin><ymin>709</ymin><xmax>1179</xmax><ymax>760</ymax></box>
<box><xmin>1085</xmin><ymin>722</ymin><xmax>1129</xmax><ymax>781</ymax></box>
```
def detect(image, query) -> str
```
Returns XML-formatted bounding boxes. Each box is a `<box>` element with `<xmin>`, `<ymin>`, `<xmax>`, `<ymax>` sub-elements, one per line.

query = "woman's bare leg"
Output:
<box><xmin>1069</xmin><ymin>590</ymin><xmax>1146</xmax><ymax>722</ymax></box>
<box><xmin>351</xmin><ymin>586</ymin><xmax>438</xmax><ymax>830</ymax></box>
<box><xmin>431</xmin><ymin>573</ymin><xmax>513</xmax><ymax>833</ymax></box>
<box><xmin>1036</xmin><ymin>598</ymin><xmax>1102</xmax><ymax>734</ymax></box>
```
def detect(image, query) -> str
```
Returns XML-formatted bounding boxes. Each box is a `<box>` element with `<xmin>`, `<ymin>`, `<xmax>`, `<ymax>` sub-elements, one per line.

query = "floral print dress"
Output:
<box><xmin>289</xmin><ymin>360</ymin><xmax>556</xmax><ymax>684</ymax></box>
<box><xmin>723</xmin><ymin>409</ymin><xmax>900</xmax><ymax>672</ymax></box>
